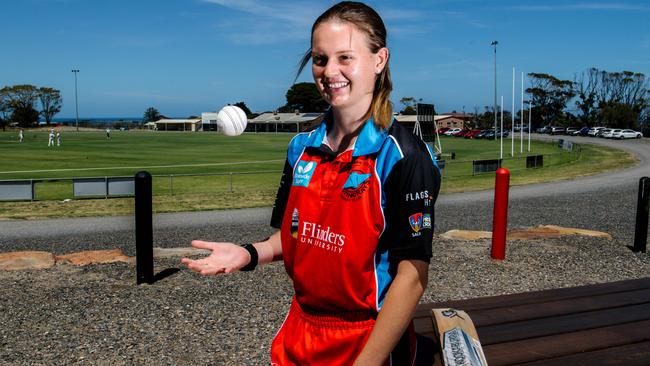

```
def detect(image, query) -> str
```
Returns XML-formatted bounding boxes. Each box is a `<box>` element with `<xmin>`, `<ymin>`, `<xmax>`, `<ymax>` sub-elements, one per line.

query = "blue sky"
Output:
<box><xmin>2</xmin><ymin>0</ymin><xmax>649</xmax><ymax>118</ymax></box>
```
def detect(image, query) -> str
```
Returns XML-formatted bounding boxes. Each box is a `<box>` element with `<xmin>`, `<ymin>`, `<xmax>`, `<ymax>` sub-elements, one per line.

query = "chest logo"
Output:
<box><xmin>293</xmin><ymin>161</ymin><xmax>317</xmax><ymax>187</ymax></box>
<box><xmin>340</xmin><ymin>172</ymin><xmax>372</xmax><ymax>201</ymax></box>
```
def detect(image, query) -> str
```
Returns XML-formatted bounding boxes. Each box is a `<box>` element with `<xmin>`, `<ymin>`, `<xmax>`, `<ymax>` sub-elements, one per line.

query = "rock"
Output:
<box><xmin>0</xmin><ymin>251</ymin><xmax>55</xmax><ymax>270</ymax></box>
<box><xmin>440</xmin><ymin>225</ymin><xmax>612</xmax><ymax>241</ymax></box>
<box><xmin>55</xmin><ymin>249</ymin><xmax>134</xmax><ymax>266</ymax></box>
<box><xmin>507</xmin><ymin>226</ymin><xmax>563</xmax><ymax>240</ymax></box>
<box><xmin>540</xmin><ymin>225</ymin><xmax>613</xmax><ymax>240</ymax></box>
<box><xmin>439</xmin><ymin>230</ymin><xmax>492</xmax><ymax>240</ymax></box>
<box><xmin>153</xmin><ymin>247</ymin><xmax>211</xmax><ymax>259</ymax></box>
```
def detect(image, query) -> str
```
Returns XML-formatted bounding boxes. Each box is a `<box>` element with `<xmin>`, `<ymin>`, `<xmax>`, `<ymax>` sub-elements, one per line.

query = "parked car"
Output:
<box><xmin>437</xmin><ymin>127</ymin><xmax>450</xmax><ymax>135</ymax></box>
<box><xmin>537</xmin><ymin>126</ymin><xmax>551</xmax><ymax>134</ymax></box>
<box><xmin>597</xmin><ymin>128</ymin><xmax>611</xmax><ymax>138</ymax></box>
<box><xmin>602</xmin><ymin>129</ymin><xmax>620</xmax><ymax>138</ymax></box>
<box><xmin>444</xmin><ymin>128</ymin><xmax>462</xmax><ymax>136</ymax></box>
<box><xmin>565</xmin><ymin>127</ymin><xmax>578</xmax><ymax>135</ymax></box>
<box><xmin>475</xmin><ymin>130</ymin><xmax>490</xmax><ymax>139</ymax></box>
<box><xmin>496</xmin><ymin>129</ymin><xmax>510</xmax><ymax>139</ymax></box>
<box><xmin>452</xmin><ymin>129</ymin><xmax>468</xmax><ymax>137</ymax></box>
<box><xmin>574</xmin><ymin>127</ymin><xmax>590</xmax><ymax>136</ymax></box>
<box><xmin>614</xmin><ymin>129</ymin><xmax>643</xmax><ymax>139</ymax></box>
<box><xmin>464</xmin><ymin>129</ymin><xmax>483</xmax><ymax>139</ymax></box>
<box><xmin>549</xmin><ymin>126</ymin><xmax>565</xmax><ymax>135</ymax></box>
<box><xmin>483</xmin><ymin>129</ymin><xmax>509</xmax><ymax>140</ymax></box>
<box><xmin>589</xmin><ymin>127</ymin><xmax>606</xmax><ymax>136</ymax></box>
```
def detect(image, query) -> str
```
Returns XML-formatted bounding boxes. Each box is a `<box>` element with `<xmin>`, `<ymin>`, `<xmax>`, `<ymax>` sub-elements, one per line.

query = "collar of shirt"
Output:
<box><xmin>301</xmin><ymin>112</ymin><xmax>392</xmax><ymax>157</ymax></box>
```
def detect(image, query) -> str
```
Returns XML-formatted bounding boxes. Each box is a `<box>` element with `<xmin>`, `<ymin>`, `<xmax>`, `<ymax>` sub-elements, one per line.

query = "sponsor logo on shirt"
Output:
<box><xmin>293</xmin><ymin>160</ymin><xmax>317</xmax><ymax>187</ymax></box>
<box><xmin>409</xmin><ymin>213</ymin><xmax>423</xmax><ymax>237</ymax></box>
<box><xmin>405</xmin><ymin>190</ymin><xmax>429</xmax><ymax>202</ymax></box>
<box><xmin>423</xmin><ymin>214</ymin><xmax>432</xmax><ymax>229</ymax></box>
<box><xmin>299</xmin><ymin>221</ymin><xmax>346</xmax><ymax>254</ymax></box>
<box><xmin>291</xmin><ymin>208</ymin><xmax>299</xmax><ymax>239</ymax></box>
<box><xmin>340</xmin><ymin>172</ymin><xmax>372</xmax><ymax>201</ymax></box>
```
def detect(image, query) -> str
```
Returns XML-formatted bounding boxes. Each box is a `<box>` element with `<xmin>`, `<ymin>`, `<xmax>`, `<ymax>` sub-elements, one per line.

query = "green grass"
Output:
<box><xmin>0</xmin><ymin>130</ymin><xmax>635</xmax><ymax>219</ymax></box>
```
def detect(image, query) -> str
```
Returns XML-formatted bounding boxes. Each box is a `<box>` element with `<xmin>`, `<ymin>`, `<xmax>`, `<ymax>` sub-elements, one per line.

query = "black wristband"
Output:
<box><xmin>240</xmin><ymin>243</ymin><xmax>258</xmax><ymax>271</ymax></box>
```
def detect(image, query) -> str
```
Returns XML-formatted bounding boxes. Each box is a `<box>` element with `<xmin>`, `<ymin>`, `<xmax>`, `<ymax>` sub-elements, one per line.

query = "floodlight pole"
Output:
<box><xmin>491</xmin><ymin>41</ymin><xmax>498</xmax><ymax>140</ymax></box>
<box><xmin>72</xmin><ymin>69</ymin><xmax>80</xmax><ymax>132</ymax></box>
<box><xmin>511</xmin><ymin>67</ymin><xmax>515</xmax><ymax>157</ymax></box>
<box><xmin>521</xmin><ymin>72</ymin><xmax>524</xmax><ymax>154</ymax></box>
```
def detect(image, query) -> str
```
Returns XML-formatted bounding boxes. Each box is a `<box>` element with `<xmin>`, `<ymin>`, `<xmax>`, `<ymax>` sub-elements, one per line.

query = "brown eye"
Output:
<box><xmin>312</xmin><ymin>55</ymin><xmax>327</xmax><ymax>67</ymax></box>
<box><xmin>339</xmin><ymin>55</ymin><xmax>352</xmax><ymax>62</ymax></box>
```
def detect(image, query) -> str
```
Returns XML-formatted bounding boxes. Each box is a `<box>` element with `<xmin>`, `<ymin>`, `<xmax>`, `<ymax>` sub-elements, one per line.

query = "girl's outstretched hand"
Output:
<box><xmin>180</xmin><ymin>240</ymin><xmax>251</xmax><ymax>276</ymax></box>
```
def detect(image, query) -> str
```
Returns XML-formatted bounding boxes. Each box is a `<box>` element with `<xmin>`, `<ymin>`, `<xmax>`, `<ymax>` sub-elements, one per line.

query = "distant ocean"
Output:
<box><xmin>50</xmin><ymin>117</ymin><xmax>143</xmax><ymax>124</ymax></box>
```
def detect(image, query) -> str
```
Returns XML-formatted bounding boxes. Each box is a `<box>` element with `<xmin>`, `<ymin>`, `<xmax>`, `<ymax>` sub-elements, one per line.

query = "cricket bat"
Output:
<box><xmin>431</xmin><ymin>308</ymin><xmax>488</xmax><ymax>366</ymax></box>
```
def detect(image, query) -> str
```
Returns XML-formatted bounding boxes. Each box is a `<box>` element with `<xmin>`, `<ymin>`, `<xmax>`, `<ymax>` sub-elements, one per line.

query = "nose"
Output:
<box><xmin>323</xmin><ymin>59</ymin><xmax>339</xmax><ymax>78</ymax></box>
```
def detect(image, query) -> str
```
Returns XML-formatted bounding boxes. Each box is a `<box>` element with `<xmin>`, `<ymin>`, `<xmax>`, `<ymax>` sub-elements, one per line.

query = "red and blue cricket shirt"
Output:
<box><xmin>271</xmin><ymin>114</ymin><xmax>441</xmax><ymax>313</ymax></box>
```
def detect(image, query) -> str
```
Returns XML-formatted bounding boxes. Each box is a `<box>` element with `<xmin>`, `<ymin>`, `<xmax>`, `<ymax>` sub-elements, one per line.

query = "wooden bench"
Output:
<box><xmin>413</xmin><ymin>277</ymin><xmax>650</xmax><ymax>365</ymax></box>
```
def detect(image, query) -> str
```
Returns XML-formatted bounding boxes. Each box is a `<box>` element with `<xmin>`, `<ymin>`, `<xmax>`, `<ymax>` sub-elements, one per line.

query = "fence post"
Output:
<box><xmin>169</xmin><ymin>174</ymin><xmax>174</xmax><ymax>196</ymax></box>
<box><xmin>632</xmin><ymin>176</ymin><xmax>650</xmax><ymax>253</ymax></box>
<box><xmin>135</xmin><ymin>171</ymin><xmax>154</xmax><ymax>284</ymax></box>
<box><xmin>229</xmin><ymin>172</ymin><xmax>233</xmax><ymax>193</ymax></box>
<box><xmin>491</xmin><ymin>168</ymin><xmax>510</xmax><ymax>260</ymax></box>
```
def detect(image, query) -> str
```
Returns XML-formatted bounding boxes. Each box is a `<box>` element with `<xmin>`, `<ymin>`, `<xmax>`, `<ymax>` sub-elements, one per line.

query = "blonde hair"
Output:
<box><xmin>296</xmin><ymin>1</ymin><xmax>393</xmax><ymax>129</ymax></box>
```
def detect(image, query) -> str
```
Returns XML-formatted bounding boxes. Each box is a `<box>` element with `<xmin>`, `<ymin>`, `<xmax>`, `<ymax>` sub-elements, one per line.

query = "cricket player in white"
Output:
<box><xmin>48</xmin><ymin>129</ymin><xmax>55</xmax><ymax>147</ymax></box>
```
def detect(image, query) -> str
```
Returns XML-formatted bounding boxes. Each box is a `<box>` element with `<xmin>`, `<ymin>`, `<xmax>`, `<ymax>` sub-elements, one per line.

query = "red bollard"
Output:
<box><xmin>491</xmin><ymin>168</ymin><xmax>510</xmax><ymax>260</ymax></box>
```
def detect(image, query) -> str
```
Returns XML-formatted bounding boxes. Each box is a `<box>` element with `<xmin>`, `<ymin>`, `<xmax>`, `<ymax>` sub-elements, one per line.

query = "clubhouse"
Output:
<box><xmin>149</xmin><ymin>112</ymin><xmax>469</xmax><ymax>133</ymax></box>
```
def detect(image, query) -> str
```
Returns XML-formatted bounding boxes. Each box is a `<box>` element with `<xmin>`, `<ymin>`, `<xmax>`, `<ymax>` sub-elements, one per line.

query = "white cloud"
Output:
<box><xmin>202</xmin><ymin>0</ymin><xmax>324</xmax><ymax>44</ymax></box>
<box><xmin>201</xmin><ymin>1</ymin><xmax>465</xmax><ymax>44</ymax></box>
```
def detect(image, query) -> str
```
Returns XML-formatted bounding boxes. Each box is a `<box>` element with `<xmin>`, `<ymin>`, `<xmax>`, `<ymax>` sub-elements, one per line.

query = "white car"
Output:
<box><xmin>588</xmin><ymin>127</ymin><xmax>605</xmax><ymax>136</ymax></box>
<box><xmin>565</xmin><ymin>127</ymin><xmax>578</xmax><ymax>135</ymax></box>
<box><xmin>614</xmin><ymin>129</ymin><xmax>643</xmax><ymax>139</ymax></box>
<box><xmin>444</xmin><ymin>128</ymin><xmax>462</xmax><ymax>136</ymax></box>
<box><xmin>603</xmin><ymin>129</ymin><xmax>620</xmax><ymax>138</ymax></box>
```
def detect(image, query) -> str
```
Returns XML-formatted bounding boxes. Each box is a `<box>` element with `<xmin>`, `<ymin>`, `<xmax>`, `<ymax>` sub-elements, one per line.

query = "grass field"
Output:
<box><xmin>0</xmin><ymin>129</ymin><xmax>635</xmax><ymax>219</ymax></box>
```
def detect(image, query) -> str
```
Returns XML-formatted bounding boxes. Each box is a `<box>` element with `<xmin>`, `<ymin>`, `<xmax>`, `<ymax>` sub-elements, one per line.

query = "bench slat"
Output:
<box><xmin>483</xmin><ymin>318</ymin><xmax>650</xmax><ymax>366</ymax></box>
<box><xmin>469</xmin><ymin>288</ymin><xmax>650</xmax><ymax>327</ymax></box>
<box><xmin>414</xmin><ymin>277</ymin><xmax>650</xmax><ymax>318</ymax></box>
<box><xmin>478</xmin><ymin>302</ymin><xmax>650</xmax><ymax>345</ymax></box>
<box><xmin>517</xmin><ymin>340</ymin><xmax>650</xmax><ymax>366</ymax></box>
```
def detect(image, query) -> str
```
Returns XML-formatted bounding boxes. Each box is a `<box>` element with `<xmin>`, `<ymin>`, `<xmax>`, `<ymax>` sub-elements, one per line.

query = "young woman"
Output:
<box><xmin>182</xmin><ymin>2</ymin><xmax>440</xmax><ymax>365</ymax></box>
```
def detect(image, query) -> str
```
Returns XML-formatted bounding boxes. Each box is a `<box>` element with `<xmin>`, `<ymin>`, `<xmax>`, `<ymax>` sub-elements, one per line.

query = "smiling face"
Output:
<box><xmin>311</xmin><ymin>21</ymin><xmax>387</xmax><ymax>118</ymax></box>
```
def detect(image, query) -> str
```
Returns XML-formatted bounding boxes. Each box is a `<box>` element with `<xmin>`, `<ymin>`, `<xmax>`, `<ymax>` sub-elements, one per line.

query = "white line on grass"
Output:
<box><xmin>0</xmin><ymin>159</ymin><xmax>285</xmax><ymax>174</ymax></box>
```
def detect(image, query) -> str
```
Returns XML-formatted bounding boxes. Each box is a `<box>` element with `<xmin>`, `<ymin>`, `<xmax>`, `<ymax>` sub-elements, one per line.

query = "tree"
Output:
<box><xmin>526</xmin><ymin>73</ymin><xmax>575</xmax><ymax>127</ymax></box>
<box><xmin>143</xmin><ymin>107</ymin><xmax>161</xmax><ymax>123</ymax></box>
<box><xmin>279</xmin><ymin>82</ymin><xmax>328</xmax><ymax>112</ymax></box>
<box><xmin>3</xmin><ymin>85</ymin><xmax>39</xmax><ymax>127</ymax></box>
<box><xmin>233</xmin><ymin>101</ymin><xmax>257</xmax><ymax>118</ymax></box>
<box><xmin>10</xmin><ymin>105</ymin><xmax>39</xmax><ymax>127</ymax></box>
<box><xmin>38</xmin><ymin>87</ymin><xmax>62</xmax><ymax>125</ymax></box>
<box><xmin>599</xmin><ymin>102</ymin><xmax>639</xmax><ymax>129</ymax></box>
<box><xmin>0</xmin><ymin>88</ymin><xmax>10</xmax><ymax>131</ymax></box>
<box><xmin>574</xmin><ymin>68</ymin><xmax>648</xmax><ymax>127</ymax></box>
<box><xmin>574</xmin><ymin>68</ymin><xmax>599</xmax><ymax>127</ymax></box>
<box><xmin>398</xmin><ymin>97</ymin><xmax>420</xmax><ymax>115</ymax></box>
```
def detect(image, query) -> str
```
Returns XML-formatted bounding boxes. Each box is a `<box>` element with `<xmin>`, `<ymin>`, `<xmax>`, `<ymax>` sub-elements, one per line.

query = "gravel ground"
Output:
<box><xmin>2</xmin><ymin>180</ymin><xmax>650</xmax><ymax>365</ymax></box>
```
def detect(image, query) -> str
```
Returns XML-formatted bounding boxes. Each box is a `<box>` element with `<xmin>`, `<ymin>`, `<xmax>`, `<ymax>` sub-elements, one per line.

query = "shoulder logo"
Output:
<box><xmin>293</xmin><ymin>160</ymin><xmax>317</xmax><ymax>187</ymax></box>
<box><xmin>297</xmin><ymin>161</ymin><xmax>314</xmax><ymax>174</ymax></box>
<box><xmin>409</xmin><ymin>213</ymin><xmax>423</xmax><ymax>236</ymax></box>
